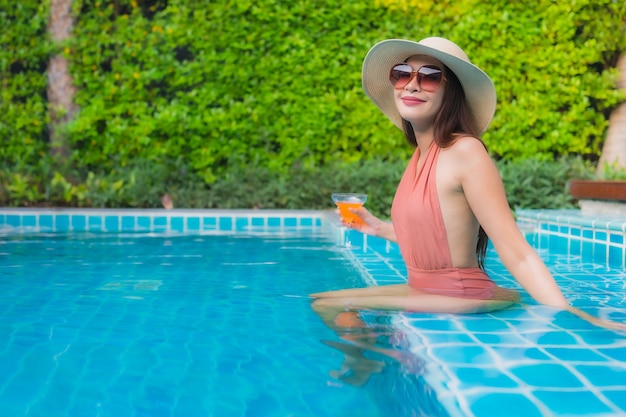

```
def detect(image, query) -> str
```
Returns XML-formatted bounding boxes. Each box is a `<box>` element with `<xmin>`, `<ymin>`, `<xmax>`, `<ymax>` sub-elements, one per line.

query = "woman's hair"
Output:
<box><xmin>401</xmin><ymin>65</ymin><xmax>489</xmax><ymax>270</ymax></box>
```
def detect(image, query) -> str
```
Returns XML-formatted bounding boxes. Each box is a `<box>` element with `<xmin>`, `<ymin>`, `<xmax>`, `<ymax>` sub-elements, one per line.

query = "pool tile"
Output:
<box><xmin>472</xmin><ymin>332</ymin><xmax>530</xmax><ymax>345</ymax></box>
<box><xmin>187</xmin><ymin>217</ymin><xmax>200</xmax><ymax>231</ymax></box>
<box><xmin>452</xmin><ymin>366</ymin><xmax>518</xmax><ymax>388</ymax></box>
<box><xmin>71</xmin><ymin>215</ymin><xmax>86</xmax><ymax>230</ymax></box>
<box><xmin>234</xmin><ymin>217</ymin><xmax>248</xmax><ymax>231</ymax></box>
<box><xmin>219</xmin><ymin>217</ymin><xmax>232</xmax><ymax>231</ymax></box>
<box><xmin>6</xmin><ymin>215</ymin><xmax>20</xmax><ymax>227</ymax></box>
<box><xmin>576</xmin><ymin>364</ymin><xmax>626</xmax><ymax>387</ymax></box>
<box><xmin>468</xmin><ymin>392</ymin><xmax>542</xmax><ymax>417</ymax></box>
<box><xmin>268</xmin><ymin>217</ymin><xmax>280</xmax><ymax>227</ymax></box>
<box><xmin>56</xmin><ymin>215</ymin><xmax>70</xmax><ymax>230</ymax></box>
<box><xmin>22</xmin><ymin>215</ymin><xmax>36</xmax><ymax>228</ymax></box>
<box><xmin>202</xmin><ymin>217</ymin><xmax>217</xmax><ymax>230</ymax></box>
<box><xmin>153</xmin><ymin>216</ymin><xmax>167</xmax><ymax>232</ymax></box>
<box><xmin>104</xmin><ymin>216</ymin><xmax>119</xmax><ymax>231</ymax></box>
<box><xmin>597</xmin><ymin>347</ymin><xmax>626</xmax><ymax>361</ymax></box>
<box><xmin>533</xmin><ymin>390</ymin><xmax>614</xmax><ymax>415</ymax></box>
<box><xmin>533</xmin><ymin>331</ymin><xmax>579</xmax><ymax>345</ymax></box>
<box><xmin>544</xmin><ymin>347</ymin><xmax>608</xmax><ymax>362</ymax></box>
<box><xmin>604</xmin><ymin>390</ymin><xmax>626</xmax><ymax>411</ymax></box>
<box><xmin>251</xmin><ymin>217</ymin><xmax>265</xmax><ymax>227</ymax></box>
<box><xmin>137</xmin><ymin>216</ymin><xmax>151</xmax><ymax>230</ymax></box>
<box><xmin>88</xmin><ymin>216</ymin><xmax>102</xmax><ymax>231</ymax></box>
<box><xmin>404</xmin><ymin>318</ymin><xmax>461</xmax><ymax>331</ymax></box>
<box><xmin>121</xmin><ymin>216</ymin><xmax>135</xmax><ymax>231</ymax></box>
<box><xmin>39</xmin><ymin>215</ymin><xmax>53</xmax><ymax>229</ymax></box>
<box><xmin>171</xmin><ymin>217</ymin><xmax>184</xmax><ymax>232</ymax></box>
<box><xmin>509</xmin><ymin>364</ymin><xmax>584</xmax><ymax>387</ymax></box>
<box><xmin>461</xmin><ymin>319</ymin><xmax>511</xmax><ymax>332</ymax></box>
<box><xmin>431</xmin><ymin>345</ymin><xmax>494</xmax><ymax>365</ymax></box>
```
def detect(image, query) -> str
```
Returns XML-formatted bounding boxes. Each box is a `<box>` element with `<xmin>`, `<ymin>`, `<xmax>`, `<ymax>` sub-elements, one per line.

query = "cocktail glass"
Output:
<box><xmin>331</xmin><ymin>193</ymin><xmax>367</xmax><ymax>248</ymax></box>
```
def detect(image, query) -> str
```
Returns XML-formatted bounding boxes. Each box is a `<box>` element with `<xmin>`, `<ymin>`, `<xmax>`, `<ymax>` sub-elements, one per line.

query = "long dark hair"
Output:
<box><xmin>401</xmin><ymin>66</ymin><xmax>489</xmax><ymax>270</ymax></box>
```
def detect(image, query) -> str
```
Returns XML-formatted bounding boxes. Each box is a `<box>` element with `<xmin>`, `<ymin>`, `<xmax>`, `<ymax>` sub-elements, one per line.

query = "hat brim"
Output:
<box><xmin>362</xmin><ymin>38</ymin><xmax>496</xmax><ymax>134</ymax></box>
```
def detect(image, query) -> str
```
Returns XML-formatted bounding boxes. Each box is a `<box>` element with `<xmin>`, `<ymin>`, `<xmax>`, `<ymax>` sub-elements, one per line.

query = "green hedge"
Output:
<box><xmin>0</xmin><ymin>0</ymin><xmax>624</xmax><ymax>208</ymax></box>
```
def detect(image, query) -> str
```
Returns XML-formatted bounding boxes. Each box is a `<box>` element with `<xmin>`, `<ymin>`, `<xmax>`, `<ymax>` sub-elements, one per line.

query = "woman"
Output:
<box><xmin>311</xmin><ymin>37</ymin><xmax>626</xmax><ymax>335</ymax></box>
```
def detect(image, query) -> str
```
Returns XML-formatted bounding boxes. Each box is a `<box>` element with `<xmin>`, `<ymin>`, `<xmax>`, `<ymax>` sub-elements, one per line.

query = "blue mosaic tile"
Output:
<box><xmin>137</xmin><ymin>216</ymin><xmax>150</xmax><ymax>230</ymax></box>
<box><xmin>251</xmin><ymin>217</ymin><xmax>264</xmax><ymax>227</ymax></box>
<box><xmin>499</xmin><ymin>347</ymin><xmax>551</xmax><ymax>361</ymax></box>
<box><xmin>22</xmin><ymin>215</ymin><xmax>36</xmax><ymax>228</ymax></box>
<box><xmin>404</xmin><ymin>318</ymin><xmax>460</xmax><ymax>331</ymax></box>
<box><xmin>6</xmin><ymin>215</ymin><xmax>19</xmax><ymax>227</ymax></box>
<box><xmin>608</xmin><ymin>246</ymin><xmax>625</xmax><ymax>268</ymax></box>
<box><xmin>40</xmin><ymin>215</ymin><xmax>53</xmax><ymax>229</ymax></box>
<box><xmin>533</xmin><ymin>331</ymin><xmax>579</xmax><ymax>345</ymax></box>
<box><xmin>219</xmin><ymin>217</ymin><xmax>232</xmax><ymax>231</ymax></box>
<box><xmin>461</xmin><ymin>319</ymin><xmax>511</xmax><ymax>332</ymax></box>
<box><xmin>88</xmin><ymin>216</ymin><xmax>102</xmax><ymax>231</ymax></box>
<box><xmin>543</xmin><ymin>347</ymin><xmax>607</xmax><ymax>362</ymax></box>
<box><xmin>171</xmin><ymin>217</ymin><xmax>184</xmax><ymax>232</ymax></box>
<box><xmin>187</xmin><ymin>217</ymin><xmax>200</xmax><ymax>231</ymax></box>
<box><xmin>598</xmin><ymin>347</ymin><xmax>626</xmax><ymax>361</ymax></box>
<box><xmin>284</xmin><ymin>217</ymin><xmax>297</xmax><ymax>227</ymax></box>
<box><xmin>431</xmin><ymin>345</ymin><xmax>493</xmax><ymax>365</ymax></box>
<box><xmin>415</xmin><ymin>332</ymin><xmax>474</xmax><ymax>344</ymax></box>
<box><xmin>268</xmin><ymin>217</ymin><xmax>280</xmax><ymax>227</ymax></box>
<box><xmin>104</xmin><ymin>216</ymin><xmax>119</xmax><ymax>231</ymax></box>
<box><xmin>509</xmin><ymin>364</ymin><xmax>584</xmax><ymax>387</ymax></box>
<box><xmin>153</xmin><ymin>216</ymin><xmax>167</xmax><ymax>232</ymax></box>
<box><xmin>469</xmin><ymin>393</ymin><xmax>542</xmax><ymax>417</ymax></box>
<box><xmin>71</xmin><ymin>215</ymin><xmax>86</xmax><ymax>230</ymax></box>
<box><xmin>453</xmin><ymin>366</ymin><xmax>518</xmax><ymax>388</ymax></box>
<box><xmin>472</xmin><ymin>332</ymin><xmax>529</xmax><ymax>345</ymax></box>
<box><xmin>533</xmin><ymin>390</ymin><xmax>613</xmax><ymax>415</ymax></box>
<box><xmin>235</xmin><ymin>217</ymin><xmax>248</xmax><ymax>231</ymax></box>
<box><xmin>121</xmin><ymin>216</ymin><xmax>135</xmax><ymax>231</ymax></box>
<box><xmin>576</xmin><ymin>364</ymin><xmax>626</xmax><ymax>386</ymax></box>
<box><xmin>203</xmin><ymin>217</ymin><xmax>217</xmax><ymax>230</ymax></box>
<box><xmin>604</xmin><ymin>390</ymin><xmax>626</xmax><ymax>410</ymax></box>
<box><xmin>581</xmin><ymin>241</ymin><xmax>593</xmax><ymax>258</ymax></box>
<box><xmin>56</xmin><ymin>215</ymin><xmax>70</xmax><ymax>230</ymax></box>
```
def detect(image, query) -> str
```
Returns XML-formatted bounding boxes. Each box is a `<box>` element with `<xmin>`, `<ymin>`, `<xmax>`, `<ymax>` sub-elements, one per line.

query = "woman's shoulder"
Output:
<box><xmin>443</xmin><ymin>135</ymin><xmax>489</xmax><ymax>159</ymax></box>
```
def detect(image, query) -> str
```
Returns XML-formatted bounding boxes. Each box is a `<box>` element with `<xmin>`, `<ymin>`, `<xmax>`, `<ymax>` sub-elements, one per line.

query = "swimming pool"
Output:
<box><xmin>0</xmin><ymin>209</ymin><xmax>438</xmax><ymax>417</ymax></box>
<box><xmin>1</xmin><ymin>208</ymin><xmax>626</xmax><ymax>417</ymax></box>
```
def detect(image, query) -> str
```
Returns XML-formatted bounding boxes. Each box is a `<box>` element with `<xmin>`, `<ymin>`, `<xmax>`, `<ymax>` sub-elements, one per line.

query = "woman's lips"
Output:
<box><xmin>401</xmin><ymin>96</ymin><xmax>425</xmax><ymax>105</ymax></box>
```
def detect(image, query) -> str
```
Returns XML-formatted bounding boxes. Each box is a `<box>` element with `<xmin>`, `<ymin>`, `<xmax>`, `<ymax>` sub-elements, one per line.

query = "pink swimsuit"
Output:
<box><xmin>391</xmin><ymin>144</ymin><xmax>496</xmax><ymax>299</ymax></box>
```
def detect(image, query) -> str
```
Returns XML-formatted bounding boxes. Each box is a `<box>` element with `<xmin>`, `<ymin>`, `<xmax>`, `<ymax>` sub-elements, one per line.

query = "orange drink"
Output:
<box><xmin>331</xmin><ymin>193</ymin><xmax>368</xmax><ymax>227</ymax></box>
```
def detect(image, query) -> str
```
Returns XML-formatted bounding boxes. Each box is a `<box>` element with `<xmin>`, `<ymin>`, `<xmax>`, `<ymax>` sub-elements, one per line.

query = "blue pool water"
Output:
<box><xmin>0</xmin><ymin>231</ymin><xmax>431</xmax><ymax>417</ymax></box>
<box><xmin>2</xmin><ymin>208</ymin><xmax>626</xmax><ymax>417</ymax></box>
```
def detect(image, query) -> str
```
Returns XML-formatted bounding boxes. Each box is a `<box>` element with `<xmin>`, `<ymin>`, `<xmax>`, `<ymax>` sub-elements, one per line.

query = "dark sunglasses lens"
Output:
<box><xmin>389</xmin><ymin>64</ymin><xmax>413</xmax><ymax>88</ymax></box>
<box><xmin>418</xmin><ymin>66</ymin><xmax>443</xmax><ymax>91</ymax></box>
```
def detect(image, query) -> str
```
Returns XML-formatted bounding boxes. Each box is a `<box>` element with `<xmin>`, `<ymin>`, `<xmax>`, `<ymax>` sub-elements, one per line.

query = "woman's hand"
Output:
<box><xmin>566</xmin><ymin>306</ymin><xmax>626</xmax><ymax>332</ymax></box>
<box><xmin>344</xmin><ymin>207</ymin><xmax>397</xmax><ymax>242</ymax></box>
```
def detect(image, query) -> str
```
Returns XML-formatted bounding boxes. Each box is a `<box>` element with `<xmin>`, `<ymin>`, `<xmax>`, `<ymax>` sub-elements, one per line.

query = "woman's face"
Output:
<box><xmin>393</xmin><ymin>55</ymin><xmax>446</xmax><ymax>129</ymax></box>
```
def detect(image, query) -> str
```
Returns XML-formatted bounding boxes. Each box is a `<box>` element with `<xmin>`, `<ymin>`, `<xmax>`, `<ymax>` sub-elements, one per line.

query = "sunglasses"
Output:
<box><xmin>389</xmin><ymin>64</ymin><xmax>445</xmax><ymax>91</ymax></box>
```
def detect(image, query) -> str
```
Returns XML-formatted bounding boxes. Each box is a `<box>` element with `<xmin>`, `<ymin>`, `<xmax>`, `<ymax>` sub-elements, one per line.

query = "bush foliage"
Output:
<box><xmin>1</xmin><ymin>0</ymin><xmax>625</xmax><ymax>209</ymax></box>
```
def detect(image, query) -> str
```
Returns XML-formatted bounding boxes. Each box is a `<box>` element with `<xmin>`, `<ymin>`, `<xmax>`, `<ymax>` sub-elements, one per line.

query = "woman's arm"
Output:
<box><xmin>456</xmin><ymin>139</ymin><xmax>626</xmax><ymax>330</ymax></box>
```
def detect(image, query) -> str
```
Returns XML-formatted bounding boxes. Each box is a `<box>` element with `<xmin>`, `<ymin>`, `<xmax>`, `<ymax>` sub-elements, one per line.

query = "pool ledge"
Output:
<box><xmin>516</xmin><ymin>208</ymin><xmax>626</xmax><ymax>268</ymax></box>
<box><xmin>0</xmin><ymin>207</ymin><xmax>332</xmax><ymax>234</ymax></box>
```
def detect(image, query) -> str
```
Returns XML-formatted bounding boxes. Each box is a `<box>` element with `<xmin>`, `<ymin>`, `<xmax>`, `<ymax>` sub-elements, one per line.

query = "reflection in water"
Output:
<box><xmin>319</xmin><ymin>311</ymin><xmax>425</xmax><ymax>387</ymax></box>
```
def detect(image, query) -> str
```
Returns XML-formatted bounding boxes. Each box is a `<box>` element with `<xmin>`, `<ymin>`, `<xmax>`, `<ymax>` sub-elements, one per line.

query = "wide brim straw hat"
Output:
<box><xmin>362</xmin><ymin>37</ymin><xmax>496</xmax><ymax>134</ymax></box>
